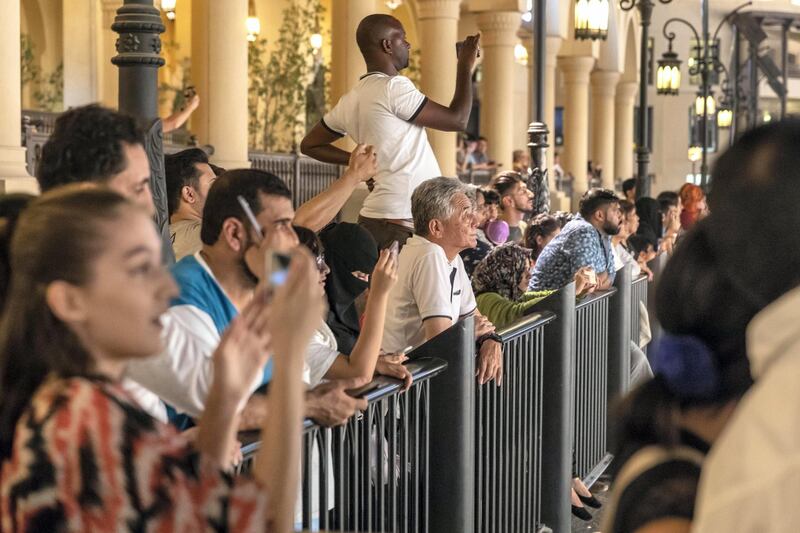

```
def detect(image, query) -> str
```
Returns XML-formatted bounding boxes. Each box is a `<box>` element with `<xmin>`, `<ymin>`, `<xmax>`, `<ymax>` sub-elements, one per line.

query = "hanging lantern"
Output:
<box><xmin>574</xmin><ymin>0</ymin><xmax>609</xmax><ymax>41</ymax></box>
<box><xmin>717</xmin><ymin>107</ymin><xmax>732</xmax><ymax>128</ymax></box>
<box><xmin>309</xmin><ymin>33</ymin><xmax>323</xmax><ymax>51</ymax></box>
<box><xmin>694</xmin><ymin>94</ymin><xmax>716</xmax><ymax>116</ymax></box>
<box><xmin>161</xmin><ymin>0</ymin><xmax>176</xmax><ymax>20</ymax></box>
<box><xmin>514</xmin><ymin>43</ymin><xmax>529</xmax><ymax>65</ymax></box>
<box><xmin>656</xmin><ymin>42</ymin><xmax>682</xmax><ymax>95</ymax></box>
<box><xmin>385</xmin><ymin>0</ymin><xmax>403</xmax><ymax>9</ymax></box>
<box><xmin>246</xmin><ymin>16</ymin><xmax>261</xmax><ymax>42</ymax></box>
<box><xmin>688</xmin><ymin>145</ymin><xmax>702</xmax><ymax>162</ymax></box>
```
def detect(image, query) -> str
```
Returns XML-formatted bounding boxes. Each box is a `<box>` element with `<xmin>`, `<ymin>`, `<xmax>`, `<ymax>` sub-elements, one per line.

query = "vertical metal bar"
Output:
<box><xmin>748</xmin><ymin>37</ymin><xmax>759</xmax><ymax>128</ymax></box>
<box><xmin>537</xmin><ymin>284</ymin><xmax>576</xmax><ymax>532</ymax></box>
<box><xmin>610</xmin><ymin>267</ymin><xmax>633</xmax><ymax>453</ymax></box>
<box><xmin>302</xmin><ymin>430</ymin><xmax>314</xmax><ymax>529</ymax></box>
<box><xmin>732</xmin><ymin>24</ymin><xmax>740</xmax><ymax>139</ymax></box>
<box><xmin>781</xmin><ymin>21</ymin><xmax>789</xmax><ymax>119</ymax></box>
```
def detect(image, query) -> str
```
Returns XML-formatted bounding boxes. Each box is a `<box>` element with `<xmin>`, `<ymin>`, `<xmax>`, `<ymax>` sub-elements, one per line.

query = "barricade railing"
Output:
<box><xmin>475</xmin><ymin>311</ymin><xmax>556</xmax><ymax>533</ymax></box>
<box><xmin>573</xmin><ymin>288</ymin><xmax>615</xmax><ymax>481</ymax></box>
<box><xmin>249</xmin><ymin>151</ymin><xmax>343</xmax><ymax>209</ymax></box>
<box><xmin>237</xmin><ymin>356</ymin><xmax>447</xmax><ymax>533</ymax></box>
<box><xmin>631</xmin><ymin>273</ymin><xmax>649</xmax><ymax>349</ymax></box>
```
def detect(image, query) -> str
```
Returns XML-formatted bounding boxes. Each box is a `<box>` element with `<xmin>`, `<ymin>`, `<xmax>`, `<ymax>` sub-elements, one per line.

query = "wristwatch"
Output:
<box><xmin>476</xmin><ymin>332</ymin><xmax>502</xmax><ymax>349</ymax></box>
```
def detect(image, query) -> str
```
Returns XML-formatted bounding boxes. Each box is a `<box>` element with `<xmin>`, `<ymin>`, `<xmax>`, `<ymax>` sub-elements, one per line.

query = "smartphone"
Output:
<box><xmin>264</xmin><ymin>250</ymin><xmax>292</xmax><ymax>291</ymax></box>
<box><xmin>389</xmin><ymin>240</ymin><xmax>399</xmax><ymax>261</ymax></box>
<box><xmin>183</xmin><ymin>85</ymin><xmax>197</xmax><ymax>99</ymax></box>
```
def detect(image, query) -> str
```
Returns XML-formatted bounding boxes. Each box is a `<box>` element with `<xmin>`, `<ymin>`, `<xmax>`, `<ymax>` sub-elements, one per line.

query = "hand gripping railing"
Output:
<box><xmin>237</xmin><ymin>356</ymin><xmax>448</xmax><ymax>532</ymax></box>
<box><xmin>474</xmin><ymin>311</ymin><xmax>556</xmax><ymax>533</ymax></box>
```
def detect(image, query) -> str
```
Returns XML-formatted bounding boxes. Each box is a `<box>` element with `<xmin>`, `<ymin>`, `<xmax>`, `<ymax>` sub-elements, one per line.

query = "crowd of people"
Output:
<box><xmin>1</xmin><ymin>9</ymin><xmax>797</xmax><ymax>533</ymax></box>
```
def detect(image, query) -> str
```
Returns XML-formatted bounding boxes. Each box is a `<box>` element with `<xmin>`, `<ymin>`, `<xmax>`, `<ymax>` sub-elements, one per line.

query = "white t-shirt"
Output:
<box><xmin>382</xmin><ymin>234</ymin><xmax>477</xmax><ymax>354</ymax></box>
<box><xmin>322</xmin><ymin>72</ymin><xmax>442</xmax><ymax>220</ymax></box>
<box><xmin>304</xmin><ymin>323</ymin><xmax>341</xmax><ymax>388</ymax></box>
<box><xmin>613</xmin><ymin>242</ymin><xmax>642</xmax><ymax>277</ymax></box>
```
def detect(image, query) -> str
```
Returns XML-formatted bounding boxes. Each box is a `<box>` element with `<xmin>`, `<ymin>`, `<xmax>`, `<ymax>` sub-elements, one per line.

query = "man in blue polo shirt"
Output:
<box><xmin>126</xmin><ymin>169</ymin><xmax>367</xmax><ymax>427</ymax></box>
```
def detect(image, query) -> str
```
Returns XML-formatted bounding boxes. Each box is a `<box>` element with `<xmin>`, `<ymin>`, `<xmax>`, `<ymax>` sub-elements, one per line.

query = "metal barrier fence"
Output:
<box><xmin>249</xmin><ymin>151</ymin><xmax>343</xmax><ymax>209</ymax></box>
<box><xmin>631</xmin><ymin>274</ymin><xmax>649</xmax><ymax>348</ymax></box>
<box><xmin>238</xmin><ymin>357</ymin><xmax>446</xmax><ymax>532</ymax></box>
<box><xmin>475</xmin><ymin>311</ymin><xmax>556</xmax><ymax>533</ymax></box>
<box><xmin>573</xmin><ymin>290</ymin><xmax>615</xmax><ymax>481</ymax></box>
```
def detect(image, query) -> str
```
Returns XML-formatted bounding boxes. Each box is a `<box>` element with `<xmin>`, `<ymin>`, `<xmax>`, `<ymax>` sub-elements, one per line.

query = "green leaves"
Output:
<box><xmin>20</xmin><ymin>34</ymin><xmax>64</xmax><ymax>112</ymax></box>
<box><xmin>247</xmin><ymin>0</ymin><xmax>325</xmax><ymax>153</ymax></box>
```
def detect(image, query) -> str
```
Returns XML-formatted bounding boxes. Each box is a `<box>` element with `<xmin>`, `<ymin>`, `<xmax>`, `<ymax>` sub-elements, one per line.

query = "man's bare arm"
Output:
<box><xmin>300</xmin><ymin>122</ymin><xmax>351</xmax><ymax>165</ymax></box>
<box><xmin>412</xmin><ymin>34</ymin><xmax>480</xmax><ymax>132</ymax></box>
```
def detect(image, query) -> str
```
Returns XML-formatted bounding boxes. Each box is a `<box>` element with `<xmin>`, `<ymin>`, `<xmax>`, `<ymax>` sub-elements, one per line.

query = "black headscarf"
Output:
<box><xmin>319</xmin><ymin>223</ymin><xmax>379</xmax><ymax>355</ymax></box>
<box><xmin>635</xmin><ymin>197</ymin><xmax>661</xmax><ymax>248</ymax></box>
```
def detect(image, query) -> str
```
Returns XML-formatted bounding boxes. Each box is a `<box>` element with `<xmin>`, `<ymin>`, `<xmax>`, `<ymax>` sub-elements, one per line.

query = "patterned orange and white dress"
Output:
<box><xmin>1</xmin><ymin>376</ymin><xmax>268</xmax><ymax>532</ymax></box>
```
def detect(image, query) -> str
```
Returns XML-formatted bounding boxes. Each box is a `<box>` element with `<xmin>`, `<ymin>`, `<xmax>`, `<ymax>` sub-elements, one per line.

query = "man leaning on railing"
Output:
<box><xmin>381</xmin><ymin>177</ymin><xmax>503</xmax><ymax>385</ymax></box>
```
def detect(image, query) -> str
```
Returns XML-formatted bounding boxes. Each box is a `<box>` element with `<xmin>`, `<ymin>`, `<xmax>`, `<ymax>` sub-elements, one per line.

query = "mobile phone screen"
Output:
<box><xmin>266</xmin><ymin>252</ymin><xmax>292</xmax><ymax>288</ymax></box>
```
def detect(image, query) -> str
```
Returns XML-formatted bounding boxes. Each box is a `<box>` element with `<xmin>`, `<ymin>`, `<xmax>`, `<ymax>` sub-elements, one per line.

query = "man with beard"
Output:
<box><xmin>529</xmin><ymin>188</ymin><xmax>622</xmax><ymax>292</ymax></box>
<box><xmin>125</xmin><ymin>169</ymin><xmax>368</xmax><ymax>429</ymax></box>
<box><xmin>492</xmin><ymin>171</ymin><xmax>534</xmax><ymax>244</ymax></box>
<box><xmin>300</xmin><ymin>14</ymin><xmax>480</xmax><ymax>250</ymax></box>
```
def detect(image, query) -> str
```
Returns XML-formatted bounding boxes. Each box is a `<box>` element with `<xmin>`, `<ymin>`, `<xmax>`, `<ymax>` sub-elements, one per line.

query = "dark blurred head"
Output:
<box><xmin>0</xmin><ymin>194</ymin><xmax>35</xmax><ymax>308</ymax></box>
<box><xmin>622</xmin><ymin>178</ymin><xmax>637</xmax><ymax>200</ymax></box>
<box><xmin>524</xmin><ymin>214</ymin><xmax>561</xmax><ymax>258</ymax></box>
<box><xmin>164</xmin><ymin>148</ymin><xmax>214</xmax><ymax>218</ymax></box>
<box><xmin>36</xmin><ymin>105</ymin><xmax>153</xmax><ymax>215</ymax></box>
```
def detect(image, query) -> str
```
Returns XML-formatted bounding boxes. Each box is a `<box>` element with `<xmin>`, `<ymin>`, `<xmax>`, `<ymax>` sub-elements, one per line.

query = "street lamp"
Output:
<box><xmin>574</xmin><ymin>0</ymin><xmax>610</xmax><ymax>41</ymax></box>
<box><xmin>160</xmin><ymin>0</ymin><xmax>176</xmax><ymax>20</ymax></box>
<box><xmin>694</xmin><ymin>93</ymin><xmax>716</xmax><ymax>116</ymax></box>
<box><xmin>656</xmin><ymin>39</ymin><xmax>682</xmax><ymax>95</ymax></box>
<box><xmin>246</xmin><ymin>16</ymin><xmax>261</xmax><ymax>42</ymax></box>
<box><xmin>717</xmin><ymin>106</ymin><xmax>732</xmax><ymax>128</ymax></box>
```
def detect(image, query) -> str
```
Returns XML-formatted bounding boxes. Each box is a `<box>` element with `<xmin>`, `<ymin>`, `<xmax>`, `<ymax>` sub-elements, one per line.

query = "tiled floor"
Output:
<box><xmin>571</xmin><ymin>477</ymin><xmax>611</xmax><ymax>532</ymax></box>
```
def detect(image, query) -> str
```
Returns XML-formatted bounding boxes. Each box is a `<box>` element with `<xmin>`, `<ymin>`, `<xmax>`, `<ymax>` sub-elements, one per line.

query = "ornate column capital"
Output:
<box><xmin>590</xmin><ymin>70</ymin><xmax>621</xmax><ymax>97</ymax></box>
<box><xmin>615</xmin><ymin>81</ymin><xmax>638</xmax><ymax>103</ymax></box>
<box><xmin>476</xmin><ymin>11</ymin><xmax>522</xmax><ymax>47</ymax></box>
<box><xmin>111</xmin><ymin>2</ymin><xmax>165</xmax><ymax>68</ymax></box>
<box><xmin>416</xmin><ymin>0</ymin><xmax>462</xmax><ymax>20</ymax></box>
<box><xmin>558</xmin><ymin>55</ymin><xmax>595</xmax><ymax>84</ymax></box>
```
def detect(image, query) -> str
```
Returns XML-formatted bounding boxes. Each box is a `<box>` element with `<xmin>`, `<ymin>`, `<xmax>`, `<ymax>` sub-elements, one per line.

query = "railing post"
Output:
<box><xmin>534</xmin><ymin>283</ymin><xmax>576</xmax><ymax>533</ymax></box>
<box><xmin>410</xmin><ymin>317</ymin><xmax>476</xmax><ymax>533</ymax></box>
<box><xmin>646</xmin><ymin>253</ymin><xmax>669</xmax><ymax>350</ymax></box>
<box><xmin>608</xmin><ymin>265</ymin><xmax>632</xmax><ymax>449</ymax></box>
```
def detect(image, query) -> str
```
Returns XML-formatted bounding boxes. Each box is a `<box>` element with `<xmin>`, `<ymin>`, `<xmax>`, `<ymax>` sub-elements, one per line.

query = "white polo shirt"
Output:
<box><xmin>382</xmin><ymin>234</ymin><xmax>477</xmax><ymax>354</ymax></box>
<box><xmin>322</xmin><ymin>72</ymin><xmax>442</xmax><ymax>220</ymax></box>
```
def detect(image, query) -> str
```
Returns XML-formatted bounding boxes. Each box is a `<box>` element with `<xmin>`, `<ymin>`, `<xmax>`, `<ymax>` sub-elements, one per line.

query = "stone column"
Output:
<box><xmin>558</xmin><ymin>55</ymin><xmax>595</xmax><ymax>202</ymax></box>
<box><xmin>101</xmin><ymin>0</ymin><xmax>123</xmax><ymax>108</ymax></box>
<box><xmin>63</xmin><ymin>0</ymin><xmax>100</xmax><ymax>107</ymax></box>
<box><xmin>615</xmin><ymin>81</ymin><xmax>637</xmax><ymax>183</ymax></box>
<box><xmin>330</xmin><ymin>0</ymin><xmax>376</xmax><ymax>103</ymax></box>
<box><xmin>418</xmin><ymin>0</ymin><xmax>461</xmax><ymax>176</ymax></box>
<box><xmin>590</xmin><ymin>70</ymin><xmax>620</xmax><ymax>189</ymax></box>
<box><xmin>0</xmin><ymin>0</ymin><xmax>36</xmax><ymax>191</ymax></box>
<box><xmin>544</xmin><ymin>36</ymin><xmax>562</xmax><ymax>187</ymax></box>
<box><xmin>477</xmin><ymin>10</ymin><xmax>521</xmax><ymax>171</ymax></box>
<box><xmin>192</xmin><ymin>0</ymin><xmax>249</xmax><ymax>168</ymax></box>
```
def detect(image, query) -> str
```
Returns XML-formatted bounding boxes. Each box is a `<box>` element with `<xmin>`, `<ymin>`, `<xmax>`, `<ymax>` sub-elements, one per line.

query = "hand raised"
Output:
<box><xmin>369</xmin><ymin>249</ymin><xmax>398</xmax><ymax>297</ymax></box>
<box><xmin>347</xmin><ymin>144</ymin><xmax>378</xmax><ymax>182</ymax></box>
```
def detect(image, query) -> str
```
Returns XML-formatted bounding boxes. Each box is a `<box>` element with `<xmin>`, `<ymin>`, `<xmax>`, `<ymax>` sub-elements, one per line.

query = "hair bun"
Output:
<box><xmin>650</xmin><ymin>333</ymin><xmax>720</xmax><ymax>400</ymax></box>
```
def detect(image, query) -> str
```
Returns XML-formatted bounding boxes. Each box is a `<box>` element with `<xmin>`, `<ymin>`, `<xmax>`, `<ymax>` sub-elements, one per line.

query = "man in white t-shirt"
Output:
<box><xmin>382</xmin><ymin>177</ymin><xmax>503</xmax><ymax>385</ymax></box>
<box><xmin>301</xmin><ymin>14</ymin><xmax>480</xmax><ymax>250</ymax></box>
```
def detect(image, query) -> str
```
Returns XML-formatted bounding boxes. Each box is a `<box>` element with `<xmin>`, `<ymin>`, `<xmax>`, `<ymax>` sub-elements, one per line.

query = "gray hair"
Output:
<box><xmin>412</xmin><ymin>177</ymin><xmax>471</xmax><ymax>236</ymax></box>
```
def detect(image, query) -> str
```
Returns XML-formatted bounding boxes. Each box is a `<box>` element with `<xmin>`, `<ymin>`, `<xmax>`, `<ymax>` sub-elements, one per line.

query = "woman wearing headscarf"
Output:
<box><xmin>472</xmin><ymin>243</ymin><xmax>555</xmax><ymax>330</ymax></box>
<box><xmin>634</xmin><ymin>197</ymin><xmax>661</xmax><ymax>248</ymax></box>
<box><xmin>319</xmin><ymin>223</ymin><xmax>379</xmax><ymax>355</ymax></box>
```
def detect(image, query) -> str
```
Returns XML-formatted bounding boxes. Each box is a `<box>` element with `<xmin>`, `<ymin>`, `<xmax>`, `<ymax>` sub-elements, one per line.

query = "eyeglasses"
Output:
<box><xmin>315</xmin><ymin>254</ymin><xmax>329</xmax><ymax>274</ymax></box>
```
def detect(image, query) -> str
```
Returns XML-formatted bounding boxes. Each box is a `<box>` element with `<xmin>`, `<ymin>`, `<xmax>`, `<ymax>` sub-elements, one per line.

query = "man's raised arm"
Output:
<box><xmin>300</xmin><ymin>121</ymin><xmax>352</xmax><ymax>166</ymax></box>
<box><xmin>411</xmin><ymin>33</ymin><xmax>480</xmax><ymax>132</ymax></box>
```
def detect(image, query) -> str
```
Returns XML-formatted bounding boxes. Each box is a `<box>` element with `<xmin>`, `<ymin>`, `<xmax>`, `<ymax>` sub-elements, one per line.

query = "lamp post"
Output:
<box><xmin>656</xmin><ymin>2</ymin><xmax>751</xmax><ymax>189</ymax></box>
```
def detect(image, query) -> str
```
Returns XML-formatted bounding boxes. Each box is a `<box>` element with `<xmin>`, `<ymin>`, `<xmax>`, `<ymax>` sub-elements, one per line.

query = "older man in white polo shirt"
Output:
<box><xmin>300</xmin><ymin>14</ymin><xmax>480</xmax><ymax>250</ymax></box>
<box><xmin>382</xmin><ymin>177</ymin><xmax>503</xmax><ymax>385</ymax></box>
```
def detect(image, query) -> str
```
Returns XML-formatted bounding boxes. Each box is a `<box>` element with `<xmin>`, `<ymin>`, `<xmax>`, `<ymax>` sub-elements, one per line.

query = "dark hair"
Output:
<box><xmin>552</xmin><ymin>211</ymin><xmax>574</xmax><ymax>228</ymax></box>
<box><xmin>613</xmin><ymin>225</ymin><xmax>754</xmax><ymax>463</ymax></box>
<box><xmin>618</xmin><ymin>199</ymin><xmax>636</xmax><ymax>216</ymax></box>
<box><xmin>657</xmin><ymin>190</ymin><xmax>679</xmax><ymax>215</ymax></box>
<box><xmin>477</xmin><ymin>136</ymin><xmax>488</xmax><ymax>142</ymax></box>
<box><xmin>491</xmin><ymin>171</ymin><xmax>525</xmax><ymax>197</ymax></box>
<box><xmin>481</xmin><ymin>188</ymin><xmax>500</xmax><ymax>205</ymax></box>
<box><xmin>294</xmin><ymin>225</ymin><xmax>323</xmax><ymax>257</ymax></box>
<box><xmin>626</xmin><ymin>234</ymin><xmax>653</xmax><ymax>259</ymax></box>
<box><xmin>622</xmin><ymin>178</ymin><xmax>636</xmax><ymax>194</ymax></box>
<box><xmin>200</xmin><ymin>169</ymin><xmax>291</xmax><ymax>246</ymax></box>
<box><xmin>0</xmin><ymin>194</ymin><xmax>35</xmax><ymax>308</ymax></box>
<box><xmin>524</xmin><ymin>214</ymin><xmax>560</xmax><ymax>258</ymax></box>
<box><xmin>635</xmin><ymin>197</ymin><xmax>662</xmax><ymax>244</ymax></box>
<box><xmin>36</xmin><ymin>105</ymin><xmax>145</xmax><ymax>192</ymax></box>
<box><xmin>209</xmin><ymin>163</ymin><xmax>226</xmax><ymax>177</ymax></box>
<box><xmin>164</xmin><ymin>148</ymin><xmax>210</xmax><ymax>216</ymax></box>
<box><xmin>0</xmin><ymin>187</ymin><xmax>132</xmax><ymax>460</ymax></box>
<box><xmin>578</xmin><ymin>188</ymin><xmax>619</xmax><ymax>219</ymax></box>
